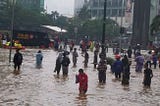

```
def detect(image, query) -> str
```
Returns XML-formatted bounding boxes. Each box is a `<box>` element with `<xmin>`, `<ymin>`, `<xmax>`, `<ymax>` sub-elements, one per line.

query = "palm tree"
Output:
<box><xmin>51</xmin><ymin>11</ymin><xmax>59</xmax><ymax>21</ymax></box>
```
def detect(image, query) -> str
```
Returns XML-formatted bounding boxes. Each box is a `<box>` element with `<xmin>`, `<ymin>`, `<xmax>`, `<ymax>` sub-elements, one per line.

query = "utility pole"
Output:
<box><xmin>100</xmin><ymin>0</ymin><xmax>107</xmax><ymax>59</ymax></box>
<box><xmin>9</xmin><ymin>0</ymin><xmax>16</xmax><ymax>64</ymax></box>
<box><xmin>120</xmin><ymin>0</ymin><xmax>125</xmax><ymax>49</ymax></box>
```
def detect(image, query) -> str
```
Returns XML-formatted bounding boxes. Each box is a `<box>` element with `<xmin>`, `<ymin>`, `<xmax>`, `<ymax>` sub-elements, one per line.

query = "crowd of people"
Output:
<box><xmin>12</xmin><ymin>41</ymin><xmax>160</xmax><ymax>95</ymax></box>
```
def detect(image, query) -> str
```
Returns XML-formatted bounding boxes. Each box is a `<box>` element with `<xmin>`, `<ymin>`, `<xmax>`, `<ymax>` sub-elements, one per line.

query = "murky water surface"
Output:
<box><xmin>0</xmin><ymin>48</ymin><xmax>160</xmax><ymax>106</ymax></box>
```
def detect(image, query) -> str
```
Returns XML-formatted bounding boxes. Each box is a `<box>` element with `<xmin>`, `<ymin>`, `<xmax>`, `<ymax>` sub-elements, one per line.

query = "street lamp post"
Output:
<box><xmin>97</xmin><ymin>0</ymin><xmax>107</xmax><ymax>84</ymax></box>
<box><xmin>100</xmin><ymin>0</ymin><xmax>107</xmax><ymax>59</ymax></box>
<box><xmin>9</xmin><ymin>0</ymin><xmax>16</xmax><ymax>63</ymax></box>
<box><xmin>120</xmin><ymin>0</ymin><xmax>125</xmax><ymax>49</ymax></box>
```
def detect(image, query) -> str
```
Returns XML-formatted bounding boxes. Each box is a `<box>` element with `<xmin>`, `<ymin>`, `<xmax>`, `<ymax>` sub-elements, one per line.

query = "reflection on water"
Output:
<box><xmin>53</xmin><ymin>74</ymin><xmax>69</xmax><ymax>83</ymax></box>
<box><xmin>75</xmin><ymin>94</ymin><xmax>88</xmax><ymax>106</ymax></box>
<box><xmin>96</xmin><ymin>83</ymin><xmax>105</xmax><ymax>89</ymax></box>
<box><xmin>122</xmin><ymin>85</ymin><xmax>130</xmax><ymax>91</ymax></box>
<box><xmin>13</xmin><ymin>70</ymin><xmax>20</xmax><ymax>75</ymax></box>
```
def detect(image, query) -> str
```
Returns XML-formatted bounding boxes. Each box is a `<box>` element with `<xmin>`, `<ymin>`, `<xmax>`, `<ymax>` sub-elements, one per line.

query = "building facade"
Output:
<box><xmin>88</xmin><ymin>0</ymin><xmax>133</xmax><ymax>27</ymax></box>
<box><xmin>40</xmin><ymin>0</ymin><xmax>44</xmax><ymax>9</ymax></box>
<box><xmin>158</xmin><ymin>0</ymin><xmax>160</xmax><ymax>14</ymax></box>
<box><xmin>16</xmin><ymin>0</ymin><xmax>44</xmax><ymax>10</ymax></box>
<box><xmin>0</xmin><ymin>0</ymin><xmax>7</xmax><ymax>7</ymax></box>
<box><xmin>0</xmin><ymin>0</ymin><xmax>8</xmax><ymax>12</ymax></box>
<box><xmin>89</xmin><ymin>0</ymin><xmax>125</xmax><ymax>18</ymax></box>
<box><xmin>74</xmin><ymin>0</ymin><xmax>87</xmax><ymax>16</ymax></box>
<box><xmin>150</xmin><ymin>0</ymin><xmax>159</xmax><ymax>25</ymax></box>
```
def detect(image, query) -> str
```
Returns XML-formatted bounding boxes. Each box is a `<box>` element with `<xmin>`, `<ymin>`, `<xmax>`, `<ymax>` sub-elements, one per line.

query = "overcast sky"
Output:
<box><xmin>45</xmin><ymin>0</ymin><xmax>74</xmax><ymax>17</ymax></box>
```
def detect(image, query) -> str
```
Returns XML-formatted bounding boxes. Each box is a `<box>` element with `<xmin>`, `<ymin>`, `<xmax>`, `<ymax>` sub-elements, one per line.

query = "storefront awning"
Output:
<box><xmin>42</xmin><ymin>25</ymin><xmax>67</xmax><ymax>33</ymax></box>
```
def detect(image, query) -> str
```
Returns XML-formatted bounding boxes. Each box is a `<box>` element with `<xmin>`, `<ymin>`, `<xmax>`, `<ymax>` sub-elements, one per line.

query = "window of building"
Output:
<box><xmin>99</xmin><ymin>0</ymin><xmax>104</xmax><ymax>7</ymax></box>
<box><xmin>92</xmin><ymin>10</ymin><xmax>97</xmax><ymax>17</ymax></box>
<box><xmin>119</xmin><ymin>0</ymin><xmax>122</xmax><ymax>6</ymax></box>
<box><xmin>106</xmin><ymin>9</ymin><xmax>111</xmax><ymax>17</ymax></box>
<box><xmin>112</xmin><ymin>9</ymin><xmax>118</xmax><ymax>17</ymax></box>
<box><xmin>112</xmin><ymin>0</ymin><xmax>118</xmax><ymax>7</ymax></box>
<box><xmin>107</xmin><ymin>1</ymin><xmax>112</xmax><ymax>7</ymax></box>
<box><xmin>99</xmin><ymin>9</ymin><xmax>104</xmax><ymax>18</ymax></box>
<box><xmin>119</xmin><ymin>9</ymin><xmax>125</xmax><ymax>16</ymax></box>
<box><xmin>93</xmin><ymin>1</ymin><xmax>98</xmax><ymax>7</ymax></box>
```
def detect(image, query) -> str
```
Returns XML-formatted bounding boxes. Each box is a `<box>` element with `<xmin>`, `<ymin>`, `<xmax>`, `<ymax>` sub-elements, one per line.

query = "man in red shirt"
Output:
<box><xmin>76</xmin><ymin>69</ymin><xmax>88</xmax><ymax>94</ymax></box>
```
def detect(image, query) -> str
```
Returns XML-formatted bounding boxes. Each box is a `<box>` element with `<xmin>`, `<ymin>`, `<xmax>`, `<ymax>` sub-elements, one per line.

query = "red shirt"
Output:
<box><xmin>78</xmin><ymin>73</ymin><xmax>88</xmax><ymax>91</ymax></box>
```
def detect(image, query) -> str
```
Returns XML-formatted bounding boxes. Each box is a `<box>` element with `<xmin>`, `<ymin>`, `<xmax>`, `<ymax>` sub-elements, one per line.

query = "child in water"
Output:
<box><xmin>36</xmin><ymin>50</ymin><xmax>43</xmax><ymax>68</ymax></box>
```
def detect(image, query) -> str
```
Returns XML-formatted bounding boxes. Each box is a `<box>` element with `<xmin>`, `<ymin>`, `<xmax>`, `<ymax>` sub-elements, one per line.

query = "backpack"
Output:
<box><xmin>113</xmin><ymin>61</ymin><xmax>123</xmax><ymax>73</ymax></box>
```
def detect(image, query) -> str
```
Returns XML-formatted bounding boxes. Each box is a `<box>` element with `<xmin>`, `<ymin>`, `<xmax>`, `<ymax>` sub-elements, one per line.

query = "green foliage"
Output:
<box><xmin>50</xmin><ymin>11</ymin><xmax>59</xmax><ymax>21</ymax></box>
<box><xmin>79</xmin><ymin>19</ymin><xmax>102</xmax><ymax>39</ymax></box>
<box><xmin>0</xmin><ymin>1</ymin><xmax>11</xmax><ymax>27</ymax></box>
<box><xmin>151</xmin><ymin>15</ymin><xmax>160</xmax><ymax>35</ymax></box>
<box><xmin>78</xmin><ymin>19</ymin><xmax>120</xmax><ymax>40</ymax></box>
<box><xmin>55</xmin><ymin>15</ymin><xmax>68</xmax><ymax>28</ymax></box>
<box><xmin>0</xmin><ymin>2</ymin><xmax>53</xmax><ymax>29</ymax></box>
<box><xmin>0</xmin><ymin>1</ymin><xmax>120</xmax><ymax>40</ymax></box>
<box><xmin>106</xmin><ymin>57</ymin><xmax>115</xmax><ymax>65</ymax></box>
<box><xmin>78</xmin><ymin>5</ymin><xmax>90</xmax><ymax>21</ymax></box>
<box><xmin>13</xmin><ymin>4</ymin><xmax>53</xmax><ymax>28</ymax></box>
<box><xmin>72</xmin><ymin>2</ymin><xmax>120</xmax><ymax>40</ymax></box>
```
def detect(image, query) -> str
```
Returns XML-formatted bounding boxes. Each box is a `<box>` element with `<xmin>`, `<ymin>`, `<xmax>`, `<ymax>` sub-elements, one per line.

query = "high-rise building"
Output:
<box><xmin>89</xmin><ymin>0</ymin><xmax>125</xmax><ymax>18</ymax></box>
<box><xmin>16</xmin><ymin>0</ymin><xmax>44</xmax><ymax>10</ymax></box>
<box><xmin>88</xmin><ymin>0</ymin><xmax>129</xmax><ymax>26</ymax></box>
<box><xmin>150</xmin><ymin>0</ymin><xmax>159</xmax><ymax>24</ymax></box>
<box><xmin>125</xmin><ymin>0</ymin><xmax>133</xmax><ymax>28</ymax></box>
<box><xmin>74</xmin><ymin>0</ymin><xmax>86</xmax><ymax>16</ymax></box>
<box><xmin>0</xmin><ymin>0</ymin><xmax>7</xmax><ymax>12</ymax></box>
<box><xmin>157</xmin><ymin>0</ymin><xmax>160</xmax><ymax>14</ymax></box>
<box><xmin>40</xmin><ymin>0</ymin><xmax>44</xmax><ymax>9</ymax></box>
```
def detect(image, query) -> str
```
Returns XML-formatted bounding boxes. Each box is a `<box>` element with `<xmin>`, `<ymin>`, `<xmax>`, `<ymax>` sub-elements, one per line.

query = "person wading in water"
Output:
<box><xmin>76</xmin><ymin>69</ymin><xmax>88</xmax><ymax>94</ymax></box>
<box><xmin>13</xmin><ymin>49</ymin><xmax>23</xmax><ymax>74</ymax></box>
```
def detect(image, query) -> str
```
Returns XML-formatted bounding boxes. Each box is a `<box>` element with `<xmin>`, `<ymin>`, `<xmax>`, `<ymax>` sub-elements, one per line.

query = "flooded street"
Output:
<box><xmin>0</xmin><ymin>48</ymin><xmax>160</xmax><ymax>106</ymax></box>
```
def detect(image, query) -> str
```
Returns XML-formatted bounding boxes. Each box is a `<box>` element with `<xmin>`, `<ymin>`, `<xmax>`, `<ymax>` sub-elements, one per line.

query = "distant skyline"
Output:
<box><xmin>45</xmin><ymin>0</ymin><xmax>74</xmax><ymax>17</ymax></box>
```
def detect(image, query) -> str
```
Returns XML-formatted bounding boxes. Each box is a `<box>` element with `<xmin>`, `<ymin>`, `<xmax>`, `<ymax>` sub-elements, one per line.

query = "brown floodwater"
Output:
<box><xmin>0</xmin><ymin>48</ymin><xmax>160</xmax><ymax>106</ymax></box>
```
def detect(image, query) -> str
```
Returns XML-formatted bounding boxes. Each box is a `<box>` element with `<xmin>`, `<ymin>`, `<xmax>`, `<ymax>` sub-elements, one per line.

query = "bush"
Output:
<box><xmin>106</xmin><ymin>57</ymin><xmax>115</xmax><ymax>65</ymax></box>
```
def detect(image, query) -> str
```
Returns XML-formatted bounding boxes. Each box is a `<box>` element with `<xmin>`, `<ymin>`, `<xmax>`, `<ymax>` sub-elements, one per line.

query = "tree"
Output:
<box><xmin>0</xmin><ymin>1</ymin><xmax>54</xmax><ymax>30</ymax></box>
<box><xmin>0</xmin><ymin>0</ymin><xmax>11</xmax><ymax>28</ymax></box>
<box><xmin>55</xmin><ymin>15</ymin><xmax>68</xmax><ymax>28</ymax></box>
<box><xmin>13</xmin><ymin>4</ymin><xmax>54</xmax><ymax>28</ymax></box>
<box><xmin>79</xmin><ymin>19</ymin><xmax>120</xmax><ymax>40</ymax></box>
<box><xmin>51</xmin><ymin>11</ymin><xmax>59</xmax><ymax>21</ymax></box>
<box><xmin>151</xmin><ymin>15</ymin><xmax>160</xmax><ymax>35</ymax></box>
<box><xmin>78</xmin><ymin>5</ymin><xmax>90</xmax><ymax>21</ymax></box>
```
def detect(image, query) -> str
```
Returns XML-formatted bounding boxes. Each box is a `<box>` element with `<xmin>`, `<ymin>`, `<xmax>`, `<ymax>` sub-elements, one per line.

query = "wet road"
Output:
<box><xmin>0</xmin><ymin>48</ymin><xmax>160</xmax><ymax>106</ymax></box>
